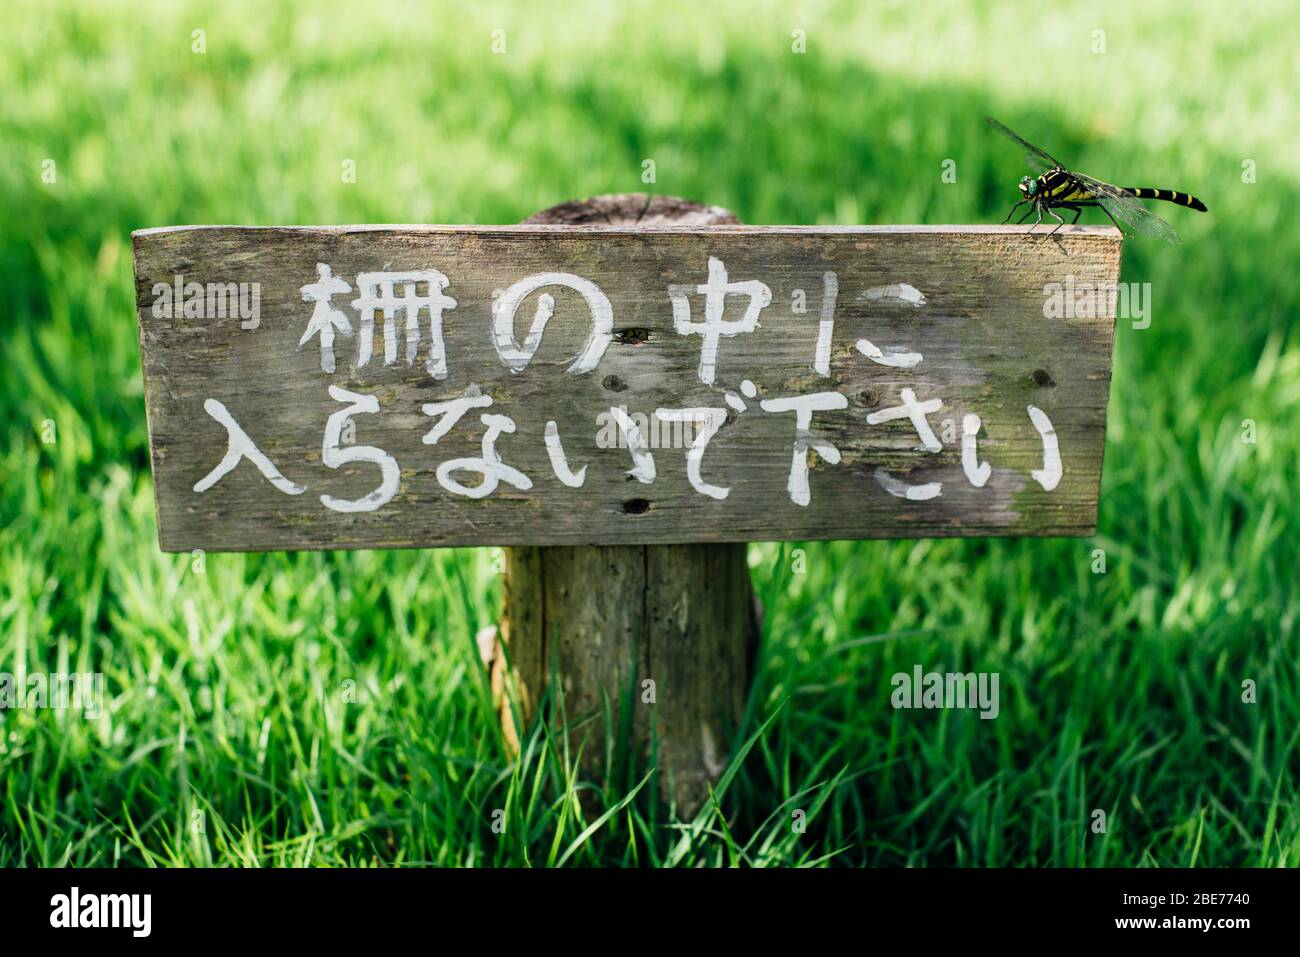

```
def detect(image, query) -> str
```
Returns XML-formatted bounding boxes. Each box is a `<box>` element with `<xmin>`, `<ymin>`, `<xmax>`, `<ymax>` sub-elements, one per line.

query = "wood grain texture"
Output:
<box><xmin>497</xmin><ymin>539</ymin><xmax>758</xmax><ymax>810</ymax></box>
<box><xmin>493</xmin><ymin>195</ymin><xmax>758</xmax><ymax>815</ymax></box>
<box><xmin>132</xmin><ymin>223</ymin><xmax>1121</xmax><ymax>551</ymax></box>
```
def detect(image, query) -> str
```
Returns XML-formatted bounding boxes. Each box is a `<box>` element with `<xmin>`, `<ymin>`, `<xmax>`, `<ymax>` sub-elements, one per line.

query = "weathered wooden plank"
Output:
<box><xmin>132</xmin><ymin>224</ymin><xmax>1121</xmax><ymax>551</ymax></box>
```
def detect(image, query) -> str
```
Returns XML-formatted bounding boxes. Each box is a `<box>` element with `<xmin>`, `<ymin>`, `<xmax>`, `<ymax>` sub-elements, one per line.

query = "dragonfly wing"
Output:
<box><xmin>987</xmin><ymin>118</ymin><xmax>1064</xmax><ymax>174</ymax></box>
<box><xmin>1075</xmin><ymin>172</ymin><xmax>1181</xmax><ymax>244</ymax></box>
<box><xmin>1021</xmin><ymin>152</ymin><xmax>1054</xmax><ymax>175</ymax></box>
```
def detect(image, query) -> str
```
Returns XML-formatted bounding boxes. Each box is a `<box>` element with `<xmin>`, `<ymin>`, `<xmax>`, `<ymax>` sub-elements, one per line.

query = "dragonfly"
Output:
<box><xmin>989</xmin><ymin>118</ymin><xmax>1207</xmax><ymax>243</ymax></box>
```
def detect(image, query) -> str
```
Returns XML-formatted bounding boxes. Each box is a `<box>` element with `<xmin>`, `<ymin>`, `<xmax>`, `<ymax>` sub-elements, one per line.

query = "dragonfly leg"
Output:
<box><xmin>1016</xmin><ymin>205</ymin><xmax>1035</xmax><ymax>225</ymax></box>
<box><xmin>1002</xmin><ymin>200</ymin><xmax>1027</xmax><ymax>224</ymax></box>
<box><xmin>1070</xmin><ymin>207</ymin><xmax>1082</xmax><ymax>225</ymax></box>
<box><xmin>1097</xmin><ymin>205</ymin><xmax>1126</xmax><ymax>234</ymax></box>
<box><xmin>1045</xmin><ymin>206</ymin><xmax>1067</xmax><ymax>238</ymax></box>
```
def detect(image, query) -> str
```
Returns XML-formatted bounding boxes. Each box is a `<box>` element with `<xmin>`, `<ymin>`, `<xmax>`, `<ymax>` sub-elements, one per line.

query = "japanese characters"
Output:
<box><xmin>193</xmin><ymin>257</ymin><xmax>1065</xmax><ymax>512</ymax></box>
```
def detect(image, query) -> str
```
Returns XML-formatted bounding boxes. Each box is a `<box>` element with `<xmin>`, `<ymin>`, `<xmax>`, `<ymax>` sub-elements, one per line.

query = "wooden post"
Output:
<box><xmin>492</xmin><ymin>194</ymin><xmax>759</xmax><ymax>814</ymax></box>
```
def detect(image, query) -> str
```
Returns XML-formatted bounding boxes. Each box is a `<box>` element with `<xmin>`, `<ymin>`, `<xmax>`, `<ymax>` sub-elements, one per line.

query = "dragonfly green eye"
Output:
<box><xmin>1019</xmin><ymin>176</ymin><xmax>1037</xmax><ymax>196</ymax></box>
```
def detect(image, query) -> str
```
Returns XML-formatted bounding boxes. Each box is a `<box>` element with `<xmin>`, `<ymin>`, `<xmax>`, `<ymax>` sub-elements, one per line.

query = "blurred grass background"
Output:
<box><xmin>1</xmin><ymin>0</ymin><xmax>1297</xmax><ymax>866</ymax></box>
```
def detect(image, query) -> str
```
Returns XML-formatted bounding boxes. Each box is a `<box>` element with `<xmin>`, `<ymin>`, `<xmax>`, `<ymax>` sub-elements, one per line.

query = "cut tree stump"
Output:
<box><xmin>491</xmin><ymin>194</ymin><xmax>760</xmax><ymax>815</ymax></box>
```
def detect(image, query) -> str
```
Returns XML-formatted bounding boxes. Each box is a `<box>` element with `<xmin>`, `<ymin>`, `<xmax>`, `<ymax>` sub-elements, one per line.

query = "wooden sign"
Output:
<box><xmin>132</xmin><ymin>225</ymin><xmax>1121</xmax><ymax>552</ymax></box>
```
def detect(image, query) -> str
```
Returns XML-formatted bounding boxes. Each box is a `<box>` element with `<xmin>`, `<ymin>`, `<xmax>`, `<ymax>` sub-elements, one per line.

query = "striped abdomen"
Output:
<box><xmin>1125</xmin><ymin>187</ymin><xmax>1208</xmax><ymax>212</ymax></box>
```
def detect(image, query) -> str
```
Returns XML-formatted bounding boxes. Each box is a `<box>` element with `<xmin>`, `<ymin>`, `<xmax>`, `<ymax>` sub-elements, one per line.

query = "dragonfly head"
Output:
<box><xmin>1018</xmin><ymin>175</ymin><xmax>1038</xmax><ymax>198</ymax></box>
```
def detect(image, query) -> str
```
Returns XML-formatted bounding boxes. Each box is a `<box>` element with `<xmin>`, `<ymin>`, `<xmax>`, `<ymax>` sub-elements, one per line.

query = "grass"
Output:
<box><xmin>1</xmin><ymin>0</ymin><xmax>1298</xmax><ymax>866</ymax></box>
